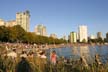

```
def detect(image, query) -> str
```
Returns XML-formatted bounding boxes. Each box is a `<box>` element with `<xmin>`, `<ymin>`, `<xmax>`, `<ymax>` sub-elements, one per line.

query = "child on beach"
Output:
<box><xmin>50</xmin><ymin>50</ymin><xmax>57</xmax><ymax>65</ymax></box>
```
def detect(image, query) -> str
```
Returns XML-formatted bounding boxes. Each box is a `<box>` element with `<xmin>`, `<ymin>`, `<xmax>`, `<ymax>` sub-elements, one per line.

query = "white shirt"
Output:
<box><xmin>40</xmin><ymin>55</ymin><xmax>47</xmax><ymax>59</ymax></box>
<box><xmin>20</xmin><ymin>54</ymin><xmax>27</xmax><ymax>58</ymax></box>
<box><xmin>7</xmin><ymin>51</ymin><xmax>17</xmax><ymax>58</ymax></box>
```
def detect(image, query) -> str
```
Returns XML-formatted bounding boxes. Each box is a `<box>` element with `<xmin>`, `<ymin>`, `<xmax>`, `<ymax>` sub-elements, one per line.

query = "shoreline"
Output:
<box><xmin>0</xmin><ymin>42</ymin><xmax>107</xmax><ymax>49</ymax></box>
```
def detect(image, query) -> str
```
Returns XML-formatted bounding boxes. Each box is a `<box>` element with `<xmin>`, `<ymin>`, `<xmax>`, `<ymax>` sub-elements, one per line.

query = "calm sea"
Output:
<box><xmin>46</xmin><ymin>45</ymin><xmax>108</xmax><ymax>63</ymax></box>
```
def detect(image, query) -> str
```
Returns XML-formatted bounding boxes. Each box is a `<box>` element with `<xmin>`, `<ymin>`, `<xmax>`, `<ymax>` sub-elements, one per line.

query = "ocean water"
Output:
<box><xmin>46</xmin><ymin>45</ymin><xmax>108</xmax><ymax>63</ymax></box>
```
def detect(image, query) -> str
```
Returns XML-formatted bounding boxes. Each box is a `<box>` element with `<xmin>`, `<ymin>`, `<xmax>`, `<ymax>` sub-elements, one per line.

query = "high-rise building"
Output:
<box><xmin>50</xmin><ymin>33</ymin><xmax>57</xmax><ymax>39</ymax></box>
<box><xmin>16</xmin><ymin>10</ymin><xmax>30</xmax><ymax>32</ymax></box>
<box><xmin>0</xmin><ymin>19</ymin><xmax>5</xmax><ymax>26</ymax></box>
<box><xmin>106</xmin><ymin>32</ymin><xmax>108</xmax><ymax>39</ymax></box>
<box><xmin>70</xmin><ymin>32</ymin><xmax>77</xmax><ymax>43</ymax></box>
<box><xmin>79</xmin><ymin>25</ymin><xmax>88</xmax><ymax>42</ymax></box>
<box><xmin>97</xmin><ymin>32</ymin><xmax>102</xmax><ymax>38</ymax></box>
<box><xmin>6</xmin><ymin>20</ymin><xmax>16</xmax><ymax>27</ymax></box>
<box><xmin>35</xmin><ymin>24</ymin><xmax>47</xmax><ymax>36</ymax></box>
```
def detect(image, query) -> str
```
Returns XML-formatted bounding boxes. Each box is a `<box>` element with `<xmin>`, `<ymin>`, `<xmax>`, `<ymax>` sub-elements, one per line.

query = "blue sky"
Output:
<box><xmin>0</xmin><ymin>0</ymin><xmax>108</xmax><ymax>38</ymax></box>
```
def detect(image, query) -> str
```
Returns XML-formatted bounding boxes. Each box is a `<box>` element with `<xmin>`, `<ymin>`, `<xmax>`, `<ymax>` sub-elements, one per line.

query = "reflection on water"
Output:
<box><xmin>71</xmin><ymin>46</ymin><xmax>80</xmax><ymax>60</ymax></box>
<box><xmin>79</xmin><ymin>46</ymin><xmax>90</xmax><ymax>62</ymax></box>
<box><xmin>79</xmin><ymin>45</ymin><xmax>89</xmax><ymax>57</ymax></box>
<box><xmin>47</xmin><ymin>45</ymin><xmax>108</xmax><ymax>63</ymax></box>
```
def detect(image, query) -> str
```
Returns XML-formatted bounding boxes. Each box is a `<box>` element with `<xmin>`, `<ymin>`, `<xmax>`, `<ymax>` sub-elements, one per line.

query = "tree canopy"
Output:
<box><xmin>0</xmin><ymin>25</ymin><xmax>67</xmax><ymax>44</ymax></box>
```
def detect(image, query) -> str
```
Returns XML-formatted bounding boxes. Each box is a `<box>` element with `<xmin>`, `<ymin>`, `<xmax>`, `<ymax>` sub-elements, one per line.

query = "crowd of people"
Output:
<box><xmin>0</xmin><ymin>43</ymin><xmax>103</xmax><ymax>64</ymax></box>
<box><xmin>0</xmin><ymin>42</ymin><xmax>103</xmax><ymax>72</ymax></box>
<box><xmin>0</xmin><ymin>43</ymin><xmax>58</xmax><ymax>64</ymax></box>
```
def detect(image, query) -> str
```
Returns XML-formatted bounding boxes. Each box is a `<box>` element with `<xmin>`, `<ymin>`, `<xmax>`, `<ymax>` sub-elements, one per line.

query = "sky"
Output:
<box><xmin>0</xmin><ymin>0</ymin><xmax>108</xmax><ymax>38</ymax></box>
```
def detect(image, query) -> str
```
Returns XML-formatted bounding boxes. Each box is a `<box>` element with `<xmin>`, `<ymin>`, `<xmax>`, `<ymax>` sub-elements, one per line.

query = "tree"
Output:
<box><xmin>82</xmin><ymin>39</ymin><xmax>86</xmax><ymax>43</ymax></box>
<box><xmin>0</xmin><ymin>25</ymin><xmax>67</xmax><ymax>44</ymax></box>
<box><xmin>8</xmin><ymin>27</ymin><xmax>17</xmax><ymax>42</ymax></box>
<box><xmin>12</xmin><ymin>25</ymin><xmax>26</xmax><ymax>42</ymax></box>
<box><xmin>0</xmin><ymin>26</ymin><xmax>10</xmax><ymax>42</ymax></box>
<box><xmin>97</xmin><ymin>37</ymin><xmax>103</xmax><ymax>44</ymax></box>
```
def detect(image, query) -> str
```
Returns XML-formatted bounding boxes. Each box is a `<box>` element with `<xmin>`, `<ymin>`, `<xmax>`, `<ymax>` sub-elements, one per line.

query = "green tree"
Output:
<box><xmin>0</xmin><ymin>26</ymin><xmax>10</xmax><ymax>42</ymax></box>
<box><xmin>8</xmin><ymin>27</ymin><xmax>17</xmax><ymax>42</ymax></box>
<box><xmin>0</xmin><ymin>25</ymin><xmax>67</xmax><ymax>44</ymax></box>
<box><xmin>97</xmin><ymin>37</ymin><xmax>103</xmax><ymax>44</ymax></box>
<box><xmin>12</xmin><ymin>25</ymin><xmax>26</xmax><ymax>42</ymax></box>
<box><xmin>82</xmin><ymin>39</ymin><xmax>86</xmax><ymax>43</ymax></box>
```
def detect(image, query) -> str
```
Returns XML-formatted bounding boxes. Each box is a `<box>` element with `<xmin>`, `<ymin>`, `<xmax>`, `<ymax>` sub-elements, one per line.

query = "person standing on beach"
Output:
<box><xmin>50</xmin><ymin>50</ymin><xmax>57</xmax><ymax>65</ymax></box>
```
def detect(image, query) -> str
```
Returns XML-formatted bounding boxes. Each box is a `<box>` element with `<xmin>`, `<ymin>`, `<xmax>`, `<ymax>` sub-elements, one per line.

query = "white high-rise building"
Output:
<box><xmin>79</xmin><ymin>25</ymin><xmax>88</xmax><ymax>42</ymax></box>
<box><xmin>35</xmin><ymin>24</ymin><xmax>47</xmax><ymax>36</ymax></box>
<box><xmin>16</xmin><ymin>10</ymin><xmax>30</xmax><ymax>32</ymax></box>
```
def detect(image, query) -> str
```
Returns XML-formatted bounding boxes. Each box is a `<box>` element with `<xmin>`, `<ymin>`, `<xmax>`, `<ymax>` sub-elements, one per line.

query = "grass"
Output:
<box><xmin>0</xmin><ymin>55</ymin><xmax>108</xmax><ymax>72</ymax></box>
<box><xmin>0</xmin><ymin>45</ymin><xmax>108</xmax><ymax>72</ymax></box>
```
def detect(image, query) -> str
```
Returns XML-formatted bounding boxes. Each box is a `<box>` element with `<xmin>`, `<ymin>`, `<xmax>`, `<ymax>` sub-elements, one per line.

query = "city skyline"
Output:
<box><xmin>0</xmin><ymin>0</ymin><xmax>108</xmax><ymax>38</ymax></box>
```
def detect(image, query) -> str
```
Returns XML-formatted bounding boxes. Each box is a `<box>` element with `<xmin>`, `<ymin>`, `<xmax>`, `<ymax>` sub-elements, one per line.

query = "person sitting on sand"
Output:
<box><xmin>20</xmin><ymin>51</ymin><xmax>27</xmax><ymax>58</ymax></box>
<box><xmin>40</xmin><ymin>50</ymin><xmax>47</xmax><ymax>59</ymax></box>
<box><xmin>7</xmin><ymin>48</ymin><xmax>17</xmax><ymax>60</ymax></box>
<box><xmin>7</xmin><ymin>48</ymin><xmax>17</xmax><ymax>64</ymax></box>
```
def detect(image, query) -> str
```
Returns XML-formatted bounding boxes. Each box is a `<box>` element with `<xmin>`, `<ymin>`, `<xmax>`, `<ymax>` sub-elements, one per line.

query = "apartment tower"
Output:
<box><xmin>35</xmin><ymin>24</ymin><xmax>47</xmax><ymax>36</ymax></box>
<box><xmin>16</xmin><ymin>10</ymin><xmax>30</xmax><ymax>32</ymax></box>
<box><xmin>79</xmin><ymin>25</ymin><xmax>88</xmax><ymax>42</ymax></box>
<box><xmin>70</xmin><ymin>32</ymin><xmax>77</xmax><ymax>43</ymax></box>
